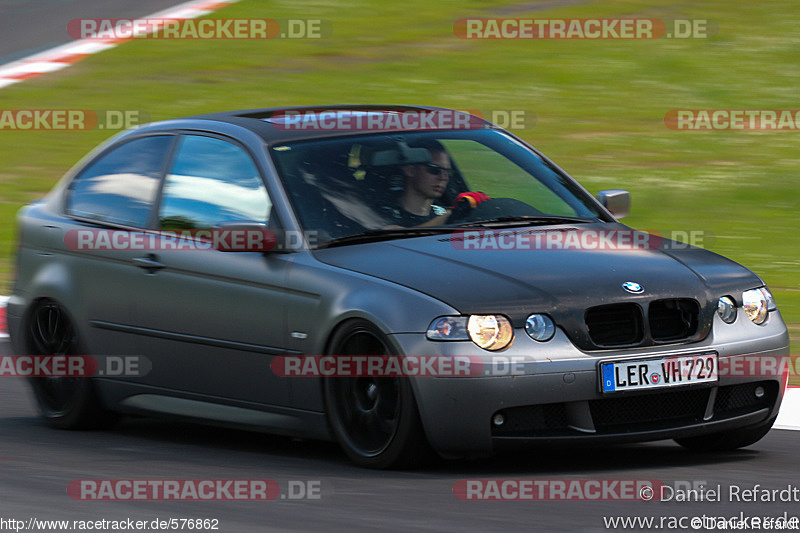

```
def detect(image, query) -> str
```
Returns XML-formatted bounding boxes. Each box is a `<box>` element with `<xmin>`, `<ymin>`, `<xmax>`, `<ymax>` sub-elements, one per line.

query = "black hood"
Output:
<box><xmin>314</xmin><ymin>224</ymin><xmax>763</xmax><ymax>351</ymax></box>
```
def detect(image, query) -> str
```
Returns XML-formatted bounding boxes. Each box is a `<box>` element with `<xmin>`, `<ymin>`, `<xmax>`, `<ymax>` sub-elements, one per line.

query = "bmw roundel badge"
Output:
<box><xmin>622</xmin><ymin>281</ymin><xmax>644</xmax><ymax>294</ymax></box>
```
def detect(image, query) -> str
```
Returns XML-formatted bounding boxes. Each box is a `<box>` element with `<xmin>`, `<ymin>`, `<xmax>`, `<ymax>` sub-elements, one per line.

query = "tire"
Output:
<box><xmin>674</xmin><ymin>416</ymin><xmax>776</xmax><ymax>452</ymax></box>
<box><xmin>323</xmin><ymin>319</ymin><xmax>433</xmax><ymax>469</ymax></box>
<box><xmin>26</xmin><ymin>300</ymin><xmax>117</xmax><ymax>429</ymax></box>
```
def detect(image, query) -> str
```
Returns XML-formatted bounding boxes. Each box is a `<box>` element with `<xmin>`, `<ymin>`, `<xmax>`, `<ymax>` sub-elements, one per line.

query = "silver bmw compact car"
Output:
<box><xmin>8</xmin><ymin>106</ymin><xmax>790</xmax><ymax>468</ymax></box>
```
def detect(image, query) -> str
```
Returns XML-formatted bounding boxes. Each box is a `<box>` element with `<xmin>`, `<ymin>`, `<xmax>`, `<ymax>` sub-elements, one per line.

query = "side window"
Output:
<box><xmin>66</xmin><ymin>135</ymin><xmax>173</xmax><ymax>227</ymax></box>
<box><xmin>159</xmin><ymin>135</ymin><xmax>271</xmax><ymax>229</ymax></box>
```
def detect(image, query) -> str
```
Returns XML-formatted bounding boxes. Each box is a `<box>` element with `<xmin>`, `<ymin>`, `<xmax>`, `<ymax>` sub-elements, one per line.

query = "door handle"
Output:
<box><xmin>133</xmin><ymin>254</ymin><xmax>165</xmax><ymax>273</ymax></box>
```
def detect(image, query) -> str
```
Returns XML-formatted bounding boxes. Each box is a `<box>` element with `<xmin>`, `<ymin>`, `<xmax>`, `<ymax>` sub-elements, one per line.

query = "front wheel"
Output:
<box><xmin>26</xmin><ymin>300</ymin><xmax>116</xmax><ymax>429</ymax></box>
<box><xmin>323</xmin><ymin>320</ymin><xmax>432</xmax><ymax>469</ymax></box>
<box><xmin>674</xmin><ymin>416</ymin><xmax>776</xmax><ymax>452</ymax></box>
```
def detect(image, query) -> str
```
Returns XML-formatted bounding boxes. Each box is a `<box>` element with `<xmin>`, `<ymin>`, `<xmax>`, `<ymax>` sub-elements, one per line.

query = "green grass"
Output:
<box><xmin>0</xmin><ymin>0</ymin><xmax>797</xmax><ymax>365</ymax></box>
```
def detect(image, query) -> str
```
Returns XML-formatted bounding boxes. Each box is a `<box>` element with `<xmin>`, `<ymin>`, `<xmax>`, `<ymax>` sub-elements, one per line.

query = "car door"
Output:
<box><xmin>130</xmin><ymin>133</ymin><xmax>293</xmax><ymax>407</ymax></box>
<box><xmin>62</xmin><ymin>134</ymin><xmax>176</xmax><ymax>356</ymax></box>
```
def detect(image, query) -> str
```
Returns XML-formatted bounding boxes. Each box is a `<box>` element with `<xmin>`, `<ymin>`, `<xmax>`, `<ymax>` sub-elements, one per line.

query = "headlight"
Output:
<box><xmin>525</xmin><ymin>314</ymin><xmax>556</xmax><ymax>341</ymax></box>
<box><xmin>467</xmin><ymin>315</ymin><xmax>514</xmax><ymax>351</ymax></box>
<box><xmin>426</xmin><ymin>316</ymin><xmax>469</xmax><ymax>340</ymax></box>
<box><xmin>761</xmin><ymin>287</ymin><xmax>777</xmax><ymax>311</ymax></box>
<box><xmin>716</xmin><ymin>296</ymin><xmax>737</xmax><ymax>324</ymax></box>
<box><xmin>742</xmin><ymin>288</ymin><xmax>768</xmax><ymax>325</ymax></box>
<box><xmin>427</xmin><ymin>315</ymin><xmax>514</xmax><ymax>351</ymax></box>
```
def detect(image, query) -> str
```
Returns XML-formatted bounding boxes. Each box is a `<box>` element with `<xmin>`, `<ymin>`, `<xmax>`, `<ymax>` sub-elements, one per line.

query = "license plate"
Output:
<box><xmin>600</xmin><ymin>352</ymin><xmax>718</xmax><ymax>393</ymax></box>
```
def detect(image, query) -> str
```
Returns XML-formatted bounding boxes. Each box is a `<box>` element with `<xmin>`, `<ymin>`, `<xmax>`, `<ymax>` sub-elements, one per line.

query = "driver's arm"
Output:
<box><xmin>387</xmin><ymin>192</ymin><xmax>492</xmax><ymax>228</ymax></box>
<box><xmin>416</xmin><ymin>192</ymin><xmax>491</xmax><ymax>226</ymax></box>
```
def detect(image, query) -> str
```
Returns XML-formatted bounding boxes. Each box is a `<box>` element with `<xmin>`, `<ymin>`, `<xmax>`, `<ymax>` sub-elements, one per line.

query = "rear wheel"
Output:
<box><xmin>674</xmin><ymin>416</ymin><xmax>776</xmax><ymax>452</ymax></box>
<box><xmin>26</xmin><ymin>300</ymin><xmax>116</xmax><ymax>429</ymax></box>
<box><xmin>323</xmin><ymin>320</ymin><xmax>432</xmax><ymax>469</ymax></box>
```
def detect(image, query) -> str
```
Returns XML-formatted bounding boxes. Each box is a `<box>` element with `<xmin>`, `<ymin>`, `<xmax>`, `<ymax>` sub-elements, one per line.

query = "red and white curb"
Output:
<box><xmin>0</xmin><ymin>296</ymin><xmax>8</xmax><ymax>339</ymax></box>
<box><xmin>0</xmin><ymin>296</ymin><xmax>798</xmax><ymax>429</ymax></box>
<box><xmin>0</xmin><ymin>0</ymin><xmax>239</xmax><ymax>90</ymax></box>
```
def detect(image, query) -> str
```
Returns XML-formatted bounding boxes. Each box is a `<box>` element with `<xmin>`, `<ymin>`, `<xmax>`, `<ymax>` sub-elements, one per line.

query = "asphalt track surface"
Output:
<box><xmin>0</xmin><ymin>0</ymin><xmax>197</xmax><ymax>64</ymax></box>
<box><xmin>2</xmin><ymin>1</ymin><xmax>799</xmax><ymax>531</ymax></box>
<box><xmin>1</xmin><ymin>339</ymin><xmax>799</xmax><ymax>532</ymax></box>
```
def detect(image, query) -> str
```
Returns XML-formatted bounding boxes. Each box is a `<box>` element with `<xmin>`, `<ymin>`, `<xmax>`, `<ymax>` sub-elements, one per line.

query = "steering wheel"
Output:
<box><xmin>447</xmin><ymin>197</ymin><xmax>543</xmax><ymax>223</ymax></box>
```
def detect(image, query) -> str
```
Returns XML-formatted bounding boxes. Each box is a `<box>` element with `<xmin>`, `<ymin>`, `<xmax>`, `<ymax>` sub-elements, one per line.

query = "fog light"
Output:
<box><xmin>492</xmin><ymin>413</ymin><xmax>505</xmax><ymax>426</ymax></box>
<box><xmin>754</xmin><ymin>386</ymin><xmax>765</xmax><ymax>399</ymax></box>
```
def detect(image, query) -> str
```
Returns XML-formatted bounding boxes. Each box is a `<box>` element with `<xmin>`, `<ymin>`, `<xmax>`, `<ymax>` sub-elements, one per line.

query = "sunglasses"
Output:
<box><xmin>423</xmin><ymin>163</ymin><xmax>454</xmax><ymax>177</ymax></box>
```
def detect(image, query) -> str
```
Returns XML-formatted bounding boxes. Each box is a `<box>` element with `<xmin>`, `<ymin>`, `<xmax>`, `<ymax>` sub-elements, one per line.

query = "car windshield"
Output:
<box><xmin>269</xmin><ymin>129</ymin><xmax>605</xmax><ymax>247</ymax></box>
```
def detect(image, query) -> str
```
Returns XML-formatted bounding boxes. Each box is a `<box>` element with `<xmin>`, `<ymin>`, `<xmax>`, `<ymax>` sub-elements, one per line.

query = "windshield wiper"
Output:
<box><xmin>456</xmin><ymin>215</ymin><xmax>595</xmax><ymax>228</ymax></box>
<box><xmin>317</xmin><ymin>217</ymin><xmax>596</xmax><ymax>247</ymax></box>
<box><xmin>318</xmin><ymin>227</ymin><xmax>454</xmax><ymax>248</ymax></box>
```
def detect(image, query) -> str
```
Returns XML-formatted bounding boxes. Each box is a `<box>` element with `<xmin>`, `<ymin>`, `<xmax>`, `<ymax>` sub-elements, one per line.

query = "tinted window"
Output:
<box><xmin>159</xmin><ymin>135</ymin><xmax>271</xmax><ymax>229</ymax></box>
<box><xmin>66</xmin><ymin>135</ymin><xmax>173</xmax><ymax>227</ymax></box>
<box><xmin>270</xmin><ymin>130</ymin><xmax>602</xmax><ymax>244</ymax></box>
<box><xmin>441</xmin><ymin>139</ymin><xmax>578</xmax><ymax>217</ymax></box>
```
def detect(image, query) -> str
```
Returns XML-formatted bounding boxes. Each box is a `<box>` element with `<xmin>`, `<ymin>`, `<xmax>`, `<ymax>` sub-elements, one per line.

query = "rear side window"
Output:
<box><xmin>65</xmin><ymin>135</ymin><xmax>173</xmax><ymax>227</ymax></box>
<box><xmin>158</xmin><ymin>135</ymin><xmax>271</xmax><ymax>229</ymax></box>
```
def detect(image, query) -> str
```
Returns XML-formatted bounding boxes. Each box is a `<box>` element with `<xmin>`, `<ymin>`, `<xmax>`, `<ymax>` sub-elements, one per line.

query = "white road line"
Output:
<box><xmin>774</xmin><ymin>387</ymin><xmax>800</xmax><ymax>431</ymax></box>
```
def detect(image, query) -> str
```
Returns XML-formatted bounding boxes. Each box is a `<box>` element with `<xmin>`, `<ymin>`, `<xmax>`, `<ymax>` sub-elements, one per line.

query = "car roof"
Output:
<box><xmin>179</xmin><ymin>105</ymin><xmax>494</xmax><ymax>144</ymax></box>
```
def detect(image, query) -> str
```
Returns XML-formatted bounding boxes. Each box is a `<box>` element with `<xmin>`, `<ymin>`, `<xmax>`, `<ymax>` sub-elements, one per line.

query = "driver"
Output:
<box><xmin>385</xmin><ymin>140</ymin><xmax>490</xmax><ymax>227</ymax></box>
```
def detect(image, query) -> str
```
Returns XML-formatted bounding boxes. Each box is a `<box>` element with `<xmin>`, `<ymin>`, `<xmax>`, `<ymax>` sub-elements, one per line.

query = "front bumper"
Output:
<box><xmin>392</xmin><ymin>310</ymin><xmax>790</xmax><ymax>456</ymax></box>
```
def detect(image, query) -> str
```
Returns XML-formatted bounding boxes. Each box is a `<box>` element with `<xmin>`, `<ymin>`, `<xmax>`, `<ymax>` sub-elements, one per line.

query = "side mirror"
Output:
<box><xmin>596</xmin><ymin>189</ymin><xmax>630</xmax><ymax>220</ymax></box>
<box><xmin>213</xmin><ymin>224</ymin><xmax>316</xmax><ymax>253</ymax></box>
<box><xmin>210</xmin><ymin>222</ymin><xmax>283</xmax><ymax>252</ymax></box>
